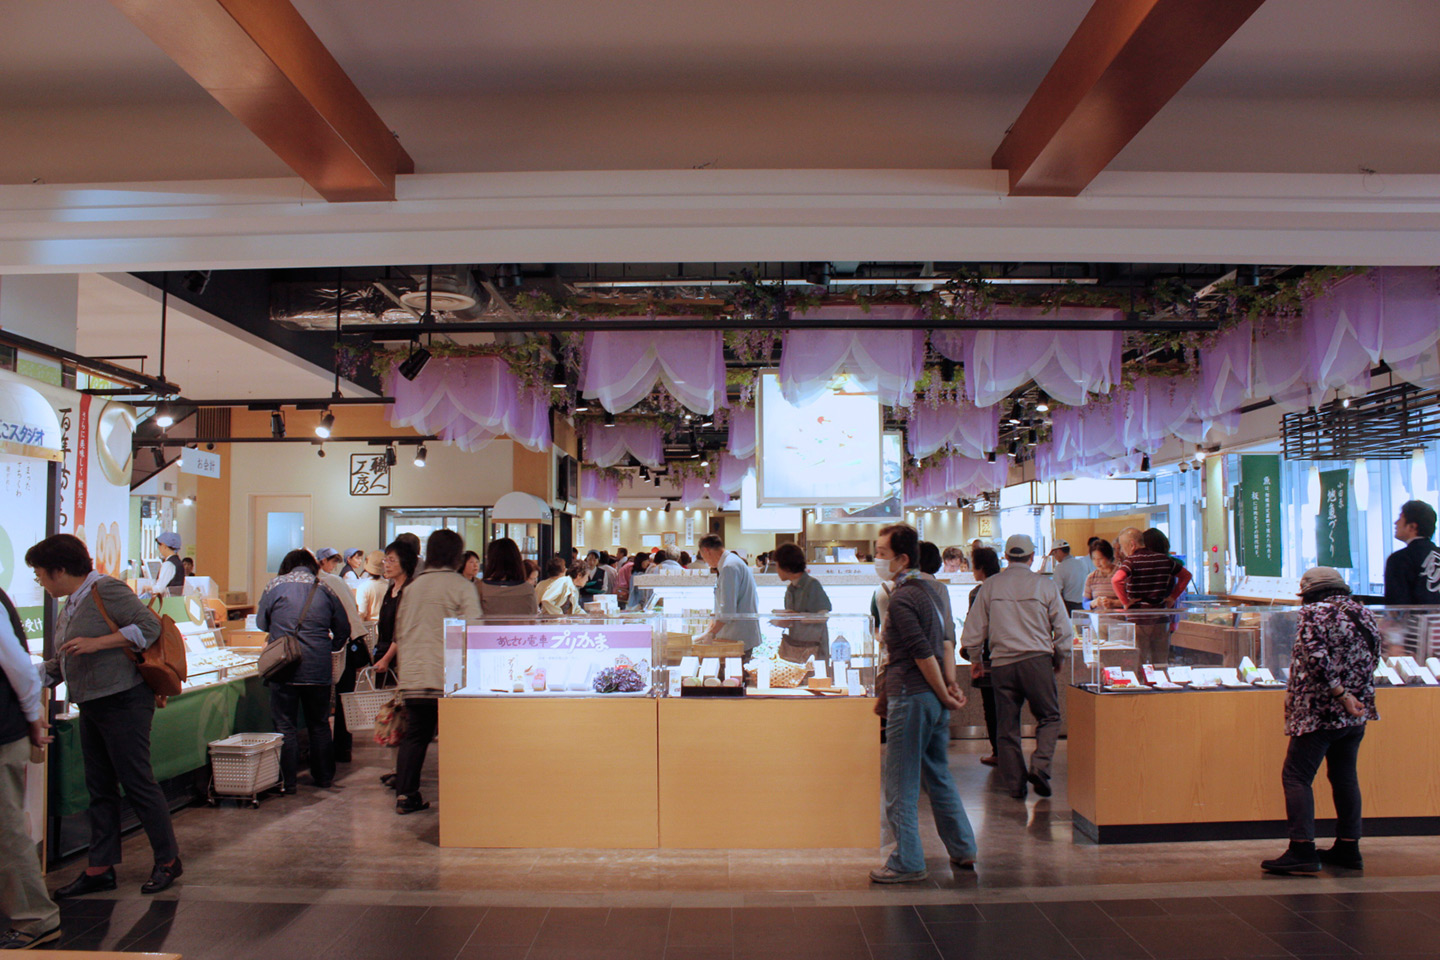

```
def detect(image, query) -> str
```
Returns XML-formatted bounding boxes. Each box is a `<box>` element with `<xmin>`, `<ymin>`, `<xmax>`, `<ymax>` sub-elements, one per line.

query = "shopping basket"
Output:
<box><xmin>340</xmin><ymin>667</ymin><xmax>391</xmax><ymax>731</ymax></box>
<box><xmin>207</xmin><ymin>732</ymin><xmax>283</xmax><ymax>808</ymax></box>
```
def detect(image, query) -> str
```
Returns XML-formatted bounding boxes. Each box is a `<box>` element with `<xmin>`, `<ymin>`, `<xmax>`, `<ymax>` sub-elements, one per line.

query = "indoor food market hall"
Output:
<box><xmin>4</xmin><ymin>0</ymin><xmax>1440</xmax><ymax>957</ymax></box>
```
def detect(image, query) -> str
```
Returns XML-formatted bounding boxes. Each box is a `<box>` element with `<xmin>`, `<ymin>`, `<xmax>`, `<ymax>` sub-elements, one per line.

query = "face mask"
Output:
<box><xmin>873</xmin><ymin>558</ymin><xmax>894</xmax><ymax>580</ymax></box>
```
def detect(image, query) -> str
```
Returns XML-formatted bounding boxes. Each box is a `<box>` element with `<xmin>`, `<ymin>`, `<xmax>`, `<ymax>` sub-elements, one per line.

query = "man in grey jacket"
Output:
<box><xmin>960</xmin><ymin>534</ymin><xmax>1072</xmax><ymax>800</ymax></box>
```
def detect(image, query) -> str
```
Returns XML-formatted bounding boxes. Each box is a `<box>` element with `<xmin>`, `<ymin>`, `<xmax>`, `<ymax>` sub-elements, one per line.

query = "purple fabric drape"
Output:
<box><xmin>580</xmin><ymin>469</ymin><xmax>623</xmax><ymax>508</ymax></box>
<box><xmin>581</xmin><ymin>325</ymin><xmax>727</xmax><ymax>414</ymax></box>
<box><xmin>727</xmin><ymin>408</ymin><xmax>757</xmax><ymax>458</ymax></box>
<box><xmin>387</xmin><ymin>358</ymin><xmax>551</xmax><ymax>452</ymax></box>
<box><xmin>907</xmin><ymin>403</ymin><xmax>998</xmax><ymax>459</ymax></box>
<box><xmin>679</xmin><ymin>477</ymin><xmax>720</xmax><ymax>510</ymax></box>
<box><xmin>904</xmin><ymin>455</ymin><xmax>1009</xmax><ymax>506</ymax></box>
<box><xmin>716</xmin><ymin>454</ymin><xmax>754</xmax><ymax>496</ymax></box>
<box><xmin>779</xmin><ymin>310</ymin><xmax>926</xmax><ymax>407</ymax></box>
<box><xmin>582</xmin><ymin>421</ymin><xmax>666</xmax><ymax>469</ymax></box>
<box><xmin>932</xmin><ymin>307</ymin><xmax>1123</xmax><ymax>408</ymax></box>
<box><xmin>1196</xmin><ymin>320</ymin><xmax>1253</xmax><ymax>419</ymax></box>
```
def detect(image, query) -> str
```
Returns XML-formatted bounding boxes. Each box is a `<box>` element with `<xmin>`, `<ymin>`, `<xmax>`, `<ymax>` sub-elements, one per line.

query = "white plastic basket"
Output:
<box><xmin>340</xmin><ymin>668</ymin><xmax>391</xmax><ymax>731</ymax></box>
<box><xmin>331</xmin><ymin>648</ymin><xmax>346</xmax><ymax>684</ymax></box>
<box><xmin>208</xmin><ymin>733</ymin><xmax>283</xmax><ymax>797</ymax></box>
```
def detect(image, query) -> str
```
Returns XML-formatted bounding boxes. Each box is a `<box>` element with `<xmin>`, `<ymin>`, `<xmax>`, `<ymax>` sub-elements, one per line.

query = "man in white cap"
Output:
<box><xmin>960</xmin><ymin>533</ymin><xmax>1072</xmax><ymax>800</ymax></box>
<box><xmin>151</xmin><ymin>532</ymin><xmax>184</xmax><ymax>597</ymax></box>
<box><xmin>1048</xmin><ymin>540</ymin><xmax>1089</xmax><ymax>615</ymax></box>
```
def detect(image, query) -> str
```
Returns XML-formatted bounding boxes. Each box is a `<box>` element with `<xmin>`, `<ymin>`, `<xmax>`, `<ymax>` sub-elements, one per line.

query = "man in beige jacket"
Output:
<box><xmin>392</xmin><ymin>529</ymin><xmax>481</xmax><ymax>814</ymax></box>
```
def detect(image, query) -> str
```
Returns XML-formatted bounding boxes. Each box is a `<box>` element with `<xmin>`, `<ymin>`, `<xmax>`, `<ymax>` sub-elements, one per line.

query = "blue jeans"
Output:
<box><xmin>883</xmin><ymin>690</ymin><xmax>977</xmax><ymax>873</ymax></box>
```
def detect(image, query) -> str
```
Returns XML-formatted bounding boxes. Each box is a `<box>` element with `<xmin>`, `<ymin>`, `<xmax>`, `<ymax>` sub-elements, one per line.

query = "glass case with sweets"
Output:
<box><xmin>654</xmin><ymin>612</ymin><xmax>878</xmax><ymax>698</ymax></box>
<box><xmin>1255</xmin><ymin>604</ymin><xmax>1440</xmax><ymax>691</ymax></box>
<box><xmin>444</xmin><ymin>616</ymin><xmax>662</xmax><ymax>697</ymax></box>
<box><xmin>174</xmin><ymin>595</ymin><xmax>259</xmax><ymax>690</ymax></box>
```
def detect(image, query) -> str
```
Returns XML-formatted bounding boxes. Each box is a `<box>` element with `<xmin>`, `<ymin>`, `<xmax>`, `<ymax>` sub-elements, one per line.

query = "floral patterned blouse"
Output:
<box><xmin>1284</xmin><ymin>595</ymin><xmax>1380</xmax><ymax>737</ymax></box>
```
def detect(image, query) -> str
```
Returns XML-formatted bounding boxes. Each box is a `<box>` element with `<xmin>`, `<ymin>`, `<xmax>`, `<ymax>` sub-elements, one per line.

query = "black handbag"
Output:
<box><xmin>258</xmin><ymin>581</ymin><xmax>320</xmax><ymax>682</ymax></box>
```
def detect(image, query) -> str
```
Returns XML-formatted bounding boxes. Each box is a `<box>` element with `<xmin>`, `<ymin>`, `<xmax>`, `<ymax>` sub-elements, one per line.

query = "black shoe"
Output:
<box><xmin>396</xmin><ymin>794</ymin><xmax>431</xmax><ymax>815</ymax></box>
<box><xmin>55</xmin><ymin>868</ymin><xmax>116</xmax><ymax>898</ymax></box>
<box><xmin>141</xmin><ymin>858</ymin><xmax>183</xmax><ymax>895</ymax></box>
<box><xmin>1009</xmin><ymin>789</ymin><xmax>1028</xmax><ymax>800</ymax></box>
<box><xmin>0</xmin><ymin>925</ymin><xmax>62</xmax><ymax>949</ymax></box>
<box><xmin>1318</xmin><ymin>841</ymin><xmax>1364</xmax><ymax>870</ymax></box>
<box><xmin>380</xmin><ymin>773</ymin><xmax>396</xmax><ymax>788</ymax></box>
<box><xmin>1027</xmin><ymin>773</ymin><xmax>1053</xmax><ymax>798</ymax></box>
<box><xmin>1262</xmin><ymin>842</ymin><xmax>1320</xmax><ymax>875</ymax></box>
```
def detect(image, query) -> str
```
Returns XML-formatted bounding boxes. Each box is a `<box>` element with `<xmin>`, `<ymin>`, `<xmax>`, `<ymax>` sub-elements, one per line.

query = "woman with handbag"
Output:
<box><xmin>24</xmin><ymin>534</ymin><xmax>181</xmax><ymax>897</ymax></box>
<box><xmin>391</xmin><ymin>530</ymin><xmax>481</xmax><ymax>814</ymax></box>
<box><xmin>255</xmin><ymin>550</ymin><xmax>351</xmax><ymax>793</ymax></box>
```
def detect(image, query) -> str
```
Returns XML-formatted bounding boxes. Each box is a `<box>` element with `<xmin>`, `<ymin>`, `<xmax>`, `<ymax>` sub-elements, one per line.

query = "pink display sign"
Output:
<box><xmin>467</xmin><ymin>624</ymin><xmax>652</xmax><ymax>652</ymax></box>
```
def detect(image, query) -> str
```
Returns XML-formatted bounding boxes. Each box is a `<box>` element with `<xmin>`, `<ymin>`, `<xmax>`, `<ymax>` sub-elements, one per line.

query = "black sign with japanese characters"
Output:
<box><xmin>349</xmin><ymin>452</ymin><xmax>391</xmax><ymax>496</ymax></box>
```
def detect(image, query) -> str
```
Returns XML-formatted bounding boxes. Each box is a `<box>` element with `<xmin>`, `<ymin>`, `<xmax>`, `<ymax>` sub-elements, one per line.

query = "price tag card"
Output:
<box><xmin>724</xmin><ymin>657</ymin><xmax>743</xmax><ymax>681</ymax></box>
<box><xmin>813</xmin><ymin>660</ymin><xmax>828</xmax><ymax>679</ymax></box>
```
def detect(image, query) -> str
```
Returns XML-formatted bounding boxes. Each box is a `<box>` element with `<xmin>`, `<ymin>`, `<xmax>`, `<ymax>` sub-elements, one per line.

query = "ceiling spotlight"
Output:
<box><xmin>414</xmin><ymin>443</ymin><xmax>428</xmax><ymax>467</ymax></box>
<box><xmin>181</xmin><ymin>496</ymin><xmax>194</xmax><ymax>506</ymax></box>
<box><xmin>703</xmin><ymin>481</ymin><xmax>710</xmax><ymax>488</ymax></box>
<box><xmin>1193</xmin><ymin>448</ymin><xmax>1206</xmax><ymax>463</ymax></box>
<box><xmin>1007</xmin><ymin>440</ymin><xmax>1019</xmax><ymax>457</ymax></box>
<box><xmin>690</xmin><ymin>451</ymin><xmax>699</xmax><ymax>459</ymax></box>
<box><xmin>1180</xmin><ymin>460</ymin><xmax>1190</xmax><ymax>473</ymax></box>
<box><xmin>398</xmin><ymin>345</ymin><xmax>432</xmax><ymax>381</ymax></box>
<box><xmin>1035</xmin><ymin>394</ymin><xmax>1051</xmax><ymax>413</ymax></box>
<box><xmin>639</xmin><ymin>465</ymin><xmax>650</xmax><ymax>480</ymax></box>
<box><xmin>1007</xmin><ymin>403</ymin><xmax>1023</xmax><ymax>426</ymax></box>
<box><xmin>316</xmin><ymin>446</ymin><xmax>326</xmax><ymax>459</ymax></box>
<box><xmin>701</xmin><ymin>456</ymin><xmax>710</xmax><ymax>467</ymax></box>
<box><xmin>603</xmin><ymin>411</ymin><xmax>616</xmax><ymax>428</ymax></box>
<box><xmin>152</xmin><ymin>448</ymin><xmax>165</xmax><ymax>469</ymax></box>
<box><xmin>270</xmin><ymin>411</ymin><xmax>286</xmax><ymax>439</ymax></box>
<box><xmin>1141</xmin><ymin>454</ymin><xmax>1151</xmax><ymax>472</ymax></box>
<box><xmin>154</xmin><ymin>403</ymin><xmax>174</xmax><ymax>429</ymax></box>
<box><xmin>551</xmin><ymin>364</ymin><xmax>567</xmax><ymax>389</ymax></box>
<box><xmin>576</xmin><ymin>400</ymin><xmax>591</xmax><ymax>412</ymax></box>
<box><xmin>384</xmin><ymin>444</ymin><xmax>398</xmax><ymax>467</ymax></box>
<box><xmin>315</xmin><ymin>408</ymin><xmax>335</xmax><ymax>439</ymax></box>
<box><xmin>1341</xmin><ymin>397</ymin><xmax>1351</xmax><ymax>409</ymax></box>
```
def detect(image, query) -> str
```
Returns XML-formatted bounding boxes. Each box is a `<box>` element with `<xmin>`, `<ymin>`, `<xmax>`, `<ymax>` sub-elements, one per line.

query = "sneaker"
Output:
<box><xmin>396</xmin><ymin>794</ymin><xmax>431</xmax><ymax>815</ymax></box>
<box><xmin>1027</xmin><ymin>773</ymin><xmax>1053</xmax><ymax>798</ymax></box>
<box><xmin>0</xmin><ymin>926</ymin><xmax>61</xmax><ymax>949</ymax></box>
<box><xmin>950</xmin><ymin>856</ymin><xmax>977</xmax><ymax>871</ymax></box>
<box><xmin>1262</xmin><ymin>843</ymin><xmax>1320</xmax><ymax>875</ymax></box>
<box><xmin>869</xmin><ymin>866</ymin><xmax>928</xmax><ymax>884</ymax></box>
<box><xmin>1318</xmin><ymin>842</ymin><xmax>1364</xmax><ymax>870</ymax></box>
<box><xmin>141</xmin><ymin>858</ymin><xmax>183</xmax><ymax>895</ymax></box>
<box><xmin>54</xmin><ymin>868</ymin><xmax>116</xmax><ymax>898</ymax></box>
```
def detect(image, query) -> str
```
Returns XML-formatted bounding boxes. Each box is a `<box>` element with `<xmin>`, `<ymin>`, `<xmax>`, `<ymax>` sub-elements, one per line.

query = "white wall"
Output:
<box><xmin>226</xmin><ymin>438</ymin><xmax>515</xmax><ymax>595</ymax></box>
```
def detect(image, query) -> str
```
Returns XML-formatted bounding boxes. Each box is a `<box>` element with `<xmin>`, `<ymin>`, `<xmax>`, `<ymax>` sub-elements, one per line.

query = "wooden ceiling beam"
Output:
<box><xmin>992</xmin><ymin>0</ymin><xmax>1267</xmax><ymax>197</ymax></box>
<box><xmin>110</xmin><ymin>0</ymin><xmax>414</xmax><ymax>202</ymax></box>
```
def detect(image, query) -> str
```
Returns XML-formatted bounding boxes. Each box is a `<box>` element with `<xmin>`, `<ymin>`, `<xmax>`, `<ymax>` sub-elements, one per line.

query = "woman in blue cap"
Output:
<box><xmin>341</xmin><ymin>548</ymin><xmax>365</xmax><ymax>581</ymax></box>
<box><xmin>152</xmin><ymin>532</ymin><xmax>184</xmax><ymax>598</ymax></box>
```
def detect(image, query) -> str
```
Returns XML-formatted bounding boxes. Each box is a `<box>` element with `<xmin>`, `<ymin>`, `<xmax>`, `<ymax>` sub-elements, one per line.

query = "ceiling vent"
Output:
<box><xmin>400</xmin><ymin>269</ymin><xmax>481</xmax><ymax>314</ymax></box>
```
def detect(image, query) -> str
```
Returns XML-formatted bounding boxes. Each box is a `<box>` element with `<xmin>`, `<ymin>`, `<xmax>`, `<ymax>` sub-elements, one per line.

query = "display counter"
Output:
<box><xmin>438</xmin><ymin>613</ymin><xmax>881</xmax><ymax>849</ymax></box>
<box><xmin>1067</xmin><ymin>605</ymin><xmax>1440</xmax><ymax>843</ymax></box>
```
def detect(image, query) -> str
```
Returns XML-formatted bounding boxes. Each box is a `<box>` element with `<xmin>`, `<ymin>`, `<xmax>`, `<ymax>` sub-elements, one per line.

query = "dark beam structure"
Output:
<box><xmin>992</xmin><ymin>0</ymin><xmax>1267</xmax><ymax>196</ymax></box>
<box><xmin>110</xmin><ymin>0</ymin><xmax>414</xmax><ymax>202</ymax></box>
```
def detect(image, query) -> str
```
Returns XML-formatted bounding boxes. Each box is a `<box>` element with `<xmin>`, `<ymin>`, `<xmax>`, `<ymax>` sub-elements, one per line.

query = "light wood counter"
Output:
<box><xmin>657</xmin><ymin>697</ymin><xmax>880</xmax><ymax>849</ymax></box>
<box><xmin>1067</xmin><ymin>685</ymin><xmax>1440</xmax><ymax>842</ymax></box>
<box><xmin>439</xmin><ymin>697</ymin><xmax>659</xmax><ymax>848</ymax></box>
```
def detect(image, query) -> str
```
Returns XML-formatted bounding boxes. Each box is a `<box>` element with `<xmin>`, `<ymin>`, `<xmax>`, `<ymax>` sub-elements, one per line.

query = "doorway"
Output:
<box><xmin>250</xmin><ymin>494</ymin><xmax>311</xmax><ymax>599</ymax></box>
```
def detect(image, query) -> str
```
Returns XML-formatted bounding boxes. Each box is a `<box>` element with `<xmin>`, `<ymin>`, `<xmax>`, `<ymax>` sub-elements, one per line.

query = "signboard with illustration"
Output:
<box><xmin>456</xmin><ymin>622</ymin><xmax>653</xmax><ymax>697</ymax></box>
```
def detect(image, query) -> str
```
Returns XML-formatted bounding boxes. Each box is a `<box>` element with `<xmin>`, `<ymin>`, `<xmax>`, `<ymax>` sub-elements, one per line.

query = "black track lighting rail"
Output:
<box><xmin>169</xmin><ymin>397</ymin><xmax>394</xmax><ymax>410</ymax></box>
<box><xmin>345</xmin><ymin>316</ymin><xmax>1220</xmax><ymax>338</ymax></box>
<box><xmin>134</xmin><ymin>435</ymin><xmax>436</xmax><ymax>447</ymax></box>
<box><xmin>0</xmin><ymin>328</ymin><xmax>180</xmax><ymax>396</ymax></box>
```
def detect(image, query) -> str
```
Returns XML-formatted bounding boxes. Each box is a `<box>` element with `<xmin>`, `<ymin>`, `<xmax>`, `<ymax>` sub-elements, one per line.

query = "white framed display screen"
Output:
<box><xmin>756</xmin><ymin>371</ymin><xmax>884</xmax><ymax>505</ymax></box>
<box><xmin>815</xmin><ymin>431</ymin><xmax>904</xmax><ymax>523</ymax></box>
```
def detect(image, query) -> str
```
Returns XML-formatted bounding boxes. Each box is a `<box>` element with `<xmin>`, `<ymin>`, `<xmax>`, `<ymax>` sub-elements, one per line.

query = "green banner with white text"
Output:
<box><xmin>1239</xmin><ymin>455</ymin><xmax>1283</xmax><ymax>577</ymax></box>
<box><xmin>1316</xmin><ymin>468</ymin><xmax>1353</xmax><ymax>568</ymax></box>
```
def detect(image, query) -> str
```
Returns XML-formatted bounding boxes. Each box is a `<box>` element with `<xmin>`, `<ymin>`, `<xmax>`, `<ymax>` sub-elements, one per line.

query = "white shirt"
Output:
<box><xmin>153</xmin><ymin>555</ymin><xmax>183</xmax><ymax>594</ymax></box>
<box><xmin>0</xmin><ymin>613</ymin><xmax>44</xmax><ymax>722</ymax></box>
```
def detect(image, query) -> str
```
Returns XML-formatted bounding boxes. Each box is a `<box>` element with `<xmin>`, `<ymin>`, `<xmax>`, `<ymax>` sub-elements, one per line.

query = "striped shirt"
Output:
<box><xmin>1118</xmin><ymin>549</ymin><xmax>1181</xmax><ymax>606</ymax></box>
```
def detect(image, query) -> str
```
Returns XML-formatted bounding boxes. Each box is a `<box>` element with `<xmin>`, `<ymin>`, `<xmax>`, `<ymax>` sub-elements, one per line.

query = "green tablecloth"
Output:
<box><xmin>52</xmin><ymin>674</ymin><xmax>271</xmax><ymax>817</ymax></box>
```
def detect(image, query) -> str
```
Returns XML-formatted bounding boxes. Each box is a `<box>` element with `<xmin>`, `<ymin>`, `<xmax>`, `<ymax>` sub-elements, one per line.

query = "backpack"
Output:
<box><xmin>94</xmin><ymin>588</ymin><xmax>188</xmax><ymax>705</ymax></box>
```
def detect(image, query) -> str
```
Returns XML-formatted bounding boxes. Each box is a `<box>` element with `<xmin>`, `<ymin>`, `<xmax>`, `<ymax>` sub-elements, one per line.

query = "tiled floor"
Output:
<box><xmin>16</xmin><ymin>738</ymin><xmax>1440</xmax><ymax>957</ymax></box>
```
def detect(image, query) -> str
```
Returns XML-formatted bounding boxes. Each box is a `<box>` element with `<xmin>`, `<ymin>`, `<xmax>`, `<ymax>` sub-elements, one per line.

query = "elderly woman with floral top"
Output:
<box><xmin>1262</xmin><ymin>567</ymin><xmax>1379</xmax><ymax>876</ymax></box>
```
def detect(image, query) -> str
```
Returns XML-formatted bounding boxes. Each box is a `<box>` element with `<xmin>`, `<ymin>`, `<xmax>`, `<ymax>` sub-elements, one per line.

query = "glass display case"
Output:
<box><xmin>1070</xmin><ymin>603</ymin><xmax>1440</xmax><ymax>693</ymax></box>
<box><xmin>442</xmin><ymin>612</ymin><xmax>878</xmax><ymax>698</ymax></box>
<box><xmin>174</xmin><ymin>595</ymin><xmax>259</xmax><ymax>690</ymax></box>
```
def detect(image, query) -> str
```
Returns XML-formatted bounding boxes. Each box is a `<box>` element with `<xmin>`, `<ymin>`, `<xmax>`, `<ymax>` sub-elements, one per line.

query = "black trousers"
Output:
<box><xmin>394</xmin><ymin>697</ymin><xmax>439</xmax><ymax>800</ymax></box>
<box><xmin>270</xmin><ymin>683</ymin><xmax>334</xmax><ymax>789</ymax></box>
<box><xmin>77</xmin><ymin>683</ymin><xmax>179</xmax><ymax>867</ymax></box>
<box><xmin>1283</xmin><ymin>725</ymin><xmax>1365</xmax><ymax>843</ymax></box>
<box><xmin>991</xmin><ymin>654</ymin><xmax>1062</xmax><ymax>795</ymax></box>
<box><xmin>976</xmin><ymin>682</ymin><xmax>998</xmax><ymax>755</ymax></box>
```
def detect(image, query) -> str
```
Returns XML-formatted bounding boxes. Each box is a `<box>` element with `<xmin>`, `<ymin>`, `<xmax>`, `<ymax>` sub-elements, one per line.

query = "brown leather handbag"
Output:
<box><xmin>94</xmin><ymin>587</ymin><xmax>188</xmax><ymax>704</ymax></box>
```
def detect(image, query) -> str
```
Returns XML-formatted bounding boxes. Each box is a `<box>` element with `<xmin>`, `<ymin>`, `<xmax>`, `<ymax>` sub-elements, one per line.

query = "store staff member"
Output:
<box><xmin>152</xmin><ymin>532</ymin><xmax>184</xmax><ymax>597</ymax></box>
<box><xmin>1385</xmin><ymin>500</ymin><xmax>1440</xmax><ymax>605</ymax></box>
<box><xmin>696</xmin><ymin>534</ymin><xmax>761</xmax><ymax>652</ymax></box>
<box><xmin>341</xmin><ymin>548</ymin><xmax>365</xmax><ymax>581</ymax></box>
